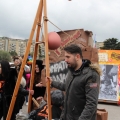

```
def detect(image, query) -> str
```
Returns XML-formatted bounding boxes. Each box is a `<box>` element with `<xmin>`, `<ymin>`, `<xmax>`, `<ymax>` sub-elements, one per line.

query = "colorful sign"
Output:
<box><xmin>98</xmin><ymin>50</ymin><xmax>120</xmax><ymax>104</ymax></box>
<box><xmin>98</xmin><ymin>50</ymin><xmax>120</xmax><ymax>64</ymax></box>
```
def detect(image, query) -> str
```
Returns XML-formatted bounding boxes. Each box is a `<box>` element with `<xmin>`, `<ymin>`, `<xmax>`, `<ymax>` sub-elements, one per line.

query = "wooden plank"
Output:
<box><xmin>43</xmin><ymin>0</ymin><xmax>52</xmax><ymax>120</ymax></box>
<box><xmin>32</xmin><ymin>97</ymin><xmax>39</xmax><ymax>108</ymax></box>
<box><xmin>6</xmin><ymin>0</ymin><xmax>43</xmax><ymax>119</ymax></box>
<box><xmin>98</xmin><ymin>99</ymin><xmax>118</xmax><ymax>104</ymax></box>
<box><xmin>28</xmin><ymin>0</ymin><xmax>43</xmax><ymax>113</ymax></box>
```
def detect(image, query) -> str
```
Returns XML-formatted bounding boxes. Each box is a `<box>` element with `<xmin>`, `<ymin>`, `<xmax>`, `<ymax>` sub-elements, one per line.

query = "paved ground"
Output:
<box><xmin>98</xmin><ymin>103</ymin><xmax>120</xmax><ymax>120</ymax></box>
<box><xmin>21</xmin><ymin>103</ymin><xmax>120</xmax><ymax>120</ymax></box>
<box><xmin>2</xmin><ymin>103</ymin><xmax>119</xmax><ymax>120</ymax></box>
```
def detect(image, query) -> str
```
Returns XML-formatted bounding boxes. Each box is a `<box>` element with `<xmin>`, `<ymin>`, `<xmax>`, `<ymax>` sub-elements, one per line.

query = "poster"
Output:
<box><xmin>99</xmin><ymin>64</ymin><xmax>118</xmax><ymax>101</ymax></box>
<box><xmin>98</xmin><ymin>50</ymin><xmax>120</xmax><ymax>103</ymax></box>
<box><xmin>50</xmin><ymin>61</ymin><xmax>68</xmax><ymax>83</ymax></box>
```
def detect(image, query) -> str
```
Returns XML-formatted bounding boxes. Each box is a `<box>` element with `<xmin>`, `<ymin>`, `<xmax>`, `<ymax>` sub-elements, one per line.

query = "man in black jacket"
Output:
<box><xmin>47</xmin><ymin>44</ymin><xmax>101</xmax><ymax>120</ymax></box>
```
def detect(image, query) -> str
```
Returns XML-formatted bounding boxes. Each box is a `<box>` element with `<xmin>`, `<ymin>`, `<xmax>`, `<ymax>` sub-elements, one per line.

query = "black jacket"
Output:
<box><xmin>0</xmin><ymin>68</ymin><xmax>29</xmax><ymax>119</ymax></box>
<box><xmin>51</xmin><ymin>60</ymin><xmax>101</xmax><ymax>120</ymax></box>
<box><xmin>3</xmin><ymin>68</ymin><xmax>29</xmax><ymax>96</ymax></box>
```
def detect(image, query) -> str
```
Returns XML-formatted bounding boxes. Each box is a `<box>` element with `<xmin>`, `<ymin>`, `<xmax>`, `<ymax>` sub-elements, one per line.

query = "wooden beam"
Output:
<box><xmin>28</xmin><ymin>0</ymin><xmax>43</xmax><ymax>113</ymax></box>
<box><xmin>43</xmin><ymin>0</ymin><xmax>52</xmax><ymax>120</ymax></box>
<box><xmin>6</xmin><ymin>0</ymin><xmax>43</xmax><ymax>119</ymax></box>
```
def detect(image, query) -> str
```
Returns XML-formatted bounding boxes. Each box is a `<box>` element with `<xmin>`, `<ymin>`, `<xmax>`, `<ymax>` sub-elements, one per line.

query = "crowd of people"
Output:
<box><xmin>0</xmin><ymin>55</ymin><xmax>47</xmax><ymax>120</ymax></box>
<box><xmin>0</xmin><ymin>44</ymin><xmax>101</xmax><ymax>120</ymax></box>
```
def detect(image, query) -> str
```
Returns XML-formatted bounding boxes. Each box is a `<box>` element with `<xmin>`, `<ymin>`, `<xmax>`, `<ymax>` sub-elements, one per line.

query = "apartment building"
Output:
<box><xmin>0</xmin><ymin>37</ymin><xmax>35</xmax><ymax>56</ymax></box>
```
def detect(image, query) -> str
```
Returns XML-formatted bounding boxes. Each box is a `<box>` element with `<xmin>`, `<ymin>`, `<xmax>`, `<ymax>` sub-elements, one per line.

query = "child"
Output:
<box><xmin>27</xmin><ymin>89</ymin><xmax>64</xmax><ymax>120</ymax></box>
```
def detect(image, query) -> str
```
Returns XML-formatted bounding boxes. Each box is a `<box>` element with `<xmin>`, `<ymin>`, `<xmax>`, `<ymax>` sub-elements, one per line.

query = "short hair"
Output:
<box><xmin>13</xmin><ymin>56</ymin><xmax>19</xmax><ymax>61</ymax></box>
<box><xmin>64</xmin><ymin>44</ymin><xmax>83</xmax><ymax>58</ymax></box>
<box><xmin>51</xmin><ymin>90</ymin><xmax>64</xmax><ymax>107</ymax></box>
<box><xmin>0</xmin><ymin>60</ymin><xmax>10</xmax><ymax>79</ymax></box>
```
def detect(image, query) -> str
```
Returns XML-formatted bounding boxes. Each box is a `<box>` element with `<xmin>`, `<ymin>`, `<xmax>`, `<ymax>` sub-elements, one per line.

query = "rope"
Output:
<box><xmin>43</xmin><ymin>16</ymin><xmax>71</xmax><ymax>37</ymax></box>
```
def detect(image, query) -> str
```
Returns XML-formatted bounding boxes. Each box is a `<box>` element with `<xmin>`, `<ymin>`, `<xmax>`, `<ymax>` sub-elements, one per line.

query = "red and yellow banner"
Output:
<box><xmin>98</xmin><ymin>50</ymin><xmax>120</xmax><ymax>104</ymax></box>
<box><xmin>98</xmin><ymin>50</ymin><xmax>120</xmax><ymax>64</ymax></box>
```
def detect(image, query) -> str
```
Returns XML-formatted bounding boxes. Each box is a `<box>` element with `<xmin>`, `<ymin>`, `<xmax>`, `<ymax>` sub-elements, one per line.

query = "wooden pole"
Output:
<box><xmin>43</xmin><ymin>0</ymin><xmax>52</xmax><ymax>120</ymax></box>
<box><xmin>28</xmin><ymin>0</ymin><xmax>43</xmax><ymax>113</ymax></box>
<box><xmin>6</xmin><ymin>0</ymin><xmax>43</xmax><ymax>119</ymax></box>
<box><xmin>32</xmin><ymin>97</ymin><xmax>40</xmax><ymax>108</ymax></box>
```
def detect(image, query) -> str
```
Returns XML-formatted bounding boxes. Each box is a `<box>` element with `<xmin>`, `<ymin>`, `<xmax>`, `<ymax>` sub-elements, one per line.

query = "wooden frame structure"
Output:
<box><xmin>6</xmin><ymin>0</ymin><xmax>52</xmax><ymax>119</ymax></box>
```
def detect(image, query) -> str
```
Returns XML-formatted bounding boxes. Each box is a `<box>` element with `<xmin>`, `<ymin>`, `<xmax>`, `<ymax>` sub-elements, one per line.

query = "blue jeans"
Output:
<box><xmin>25</xmin><ymin>95</ymin><xmax>28</xmax><ymax>102</ymax></box>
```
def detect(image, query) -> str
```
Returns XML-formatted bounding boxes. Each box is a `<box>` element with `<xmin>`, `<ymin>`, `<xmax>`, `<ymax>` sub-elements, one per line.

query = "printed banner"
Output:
<box><xmin>50</xmin><ymin>61</ymin><xmax>68</xmax><ymax>83</ymax></box>
<box><xmin>99</xmin><ymin>64</ymin><xmax>118</xmax><ymax>101</ymax></box>
<box><xmin>98</xmin><ymin>50</ymin><xmax>120</xmax><ymax>103</ymax></box>
<box><xmin>98</xmin><ymin>50</ymin><xmax>120</xmax><ymax>64</ymax></box>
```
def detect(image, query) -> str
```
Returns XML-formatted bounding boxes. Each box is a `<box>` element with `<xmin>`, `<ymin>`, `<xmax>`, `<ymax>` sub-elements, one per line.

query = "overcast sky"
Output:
<box><xmin>0</xmin><ymin>0</ymin><xmax>120</xmax><ymax>42</ymax></box>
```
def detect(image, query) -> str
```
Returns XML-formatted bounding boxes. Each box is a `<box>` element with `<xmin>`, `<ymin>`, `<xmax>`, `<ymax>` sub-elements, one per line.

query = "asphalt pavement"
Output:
<box><xmin>21</xmin><ymin>103</ymin><xmax>120</xmax><ymax>120</ymax></box>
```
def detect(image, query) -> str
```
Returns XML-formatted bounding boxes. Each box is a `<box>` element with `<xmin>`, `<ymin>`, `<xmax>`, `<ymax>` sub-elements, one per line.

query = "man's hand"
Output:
<box><xmin>29</xmin><ymin>90</ymin><xmax>34</xmax><ymax>95</ymax></box>
<box><xmin>36</xmin><ymin>82</ymin><xmax>43</xmax><ymax>87</ymax></box>
<box><xmin>46</xmin><ymin>77</ymin><xmax>52</xmax><ymax>84</ymax></box>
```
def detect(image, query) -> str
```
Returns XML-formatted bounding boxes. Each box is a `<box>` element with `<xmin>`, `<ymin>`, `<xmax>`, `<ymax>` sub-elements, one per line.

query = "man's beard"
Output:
<box><xmin>67</xmin><ymin>60</ymin><xmax>77</xmax><ymax>70</ymax></box>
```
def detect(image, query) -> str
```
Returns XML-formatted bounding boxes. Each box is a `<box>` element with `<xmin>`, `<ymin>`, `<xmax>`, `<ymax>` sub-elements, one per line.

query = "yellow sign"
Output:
<box><xmin>98</xmin><ymin>50</ymin><xmax>120</xmax><ymax>64</ymax></box>
<box><xmin>99</xmin><ymin>50</ymin><xmax>120</xmax><ymax>103</ymax></box>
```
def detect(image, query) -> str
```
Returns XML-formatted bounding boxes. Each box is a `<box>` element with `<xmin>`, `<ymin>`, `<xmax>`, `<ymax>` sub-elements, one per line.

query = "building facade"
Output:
<box><xmin>0</xmin><ymin>37</ymin><xmax>35</xmax><ymax>56</ymax></box>
<box><xmin>0</xmin><ymin>29</ymin><xmax>102</xmax><ymax>59</ymax></box>
<box><xmin>0</xmin><ymin>37</ymin><xmax>6</xmax><ymax>51</ymax></box>
<box><xmin>96</xmin><ymin>42</ymin><xmax>104</xmax><ymax>49</ymax></box>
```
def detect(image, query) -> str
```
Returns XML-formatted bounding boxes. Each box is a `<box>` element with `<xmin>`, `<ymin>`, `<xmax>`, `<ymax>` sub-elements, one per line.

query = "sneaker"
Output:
<box><xmin>26</xmin><ymin>102</ymin><xmax>28</xmax><ymax>106</ymax></box>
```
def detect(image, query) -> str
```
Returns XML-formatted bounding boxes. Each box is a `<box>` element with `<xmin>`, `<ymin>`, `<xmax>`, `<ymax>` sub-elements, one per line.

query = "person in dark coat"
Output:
<box><xmin>0</xmin><ymin>60</ymin><xmax>34</xmax><ymax>120</ymax></box>
<box><xmin>33</xmin><ymin>60</ymin><xmax>46</xmax><ymax>99</ymax></box>
<box><xmin>46</xmin><ymin>44</ymin><xmax>101</xmax><ymax>120</ymax></box>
